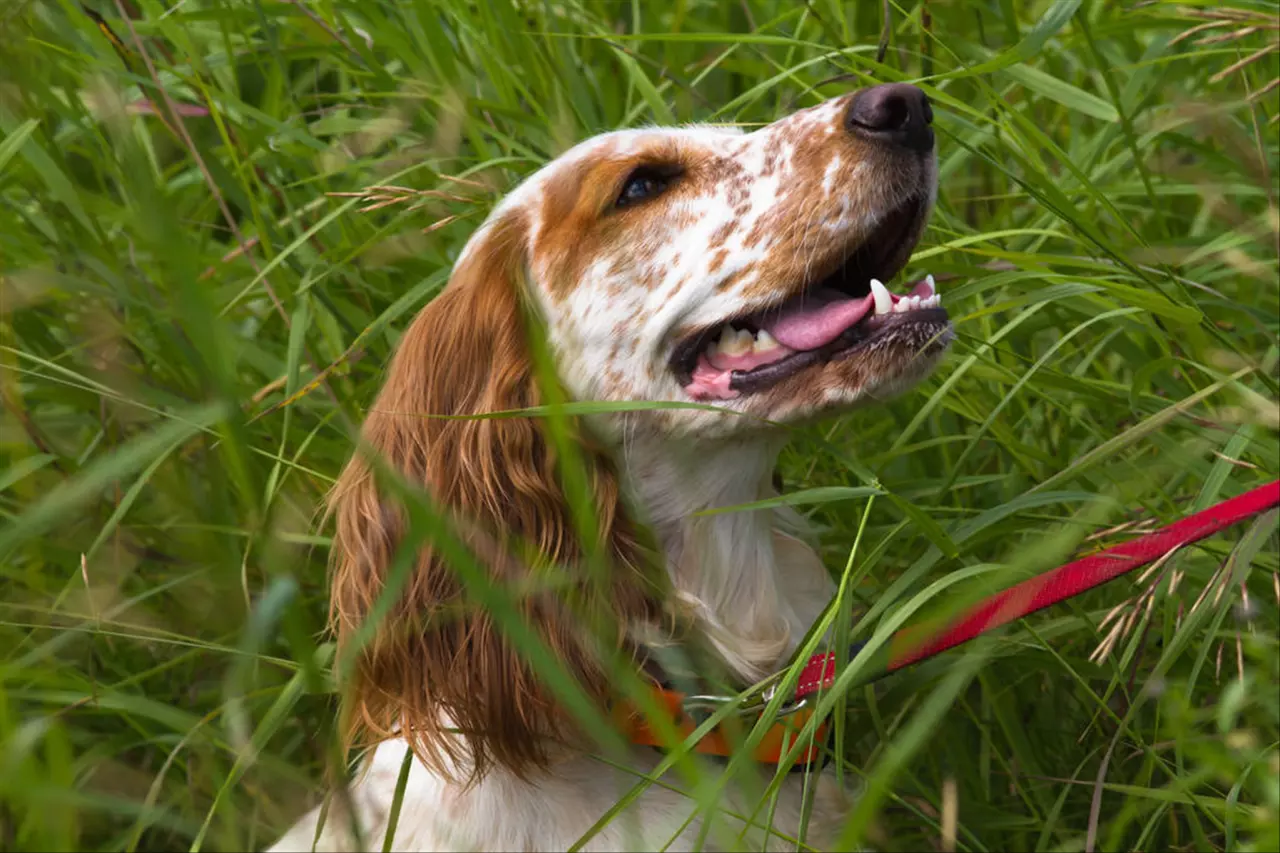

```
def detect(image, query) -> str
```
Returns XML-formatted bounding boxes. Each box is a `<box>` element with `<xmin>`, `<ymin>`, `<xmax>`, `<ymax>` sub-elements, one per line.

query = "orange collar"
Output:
<box><xmin>611</xmin><ymin>685</ymin><xmax>827</xmax><ymax>767</ymax></box>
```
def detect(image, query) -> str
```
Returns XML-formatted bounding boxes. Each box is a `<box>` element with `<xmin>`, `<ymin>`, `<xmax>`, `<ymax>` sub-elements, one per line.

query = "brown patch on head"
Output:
<box><xmin>536</xmin><ymin>137</ymin><xmax>689</xmax><ymax>302</ymax></box>
<box><xmin>707</xmin><ymin>220</ymin><xmax>736</xmax><ymax>251</ymax></box>
<box><xmin>700</xmin><ymin>154</ymin><xmax>747</xmax><ymax>185</ymax></box>
<box><xmin>707</xmin><ymin>248</ymin><xmax>730</xmax><ymax>275</ymax></box>
<box><xmin>328</xmin><ymin>210</ymin><xmax>665</xmax><ymax>784</ymax></box>
<box><xmin>714</xmin><ymin>268</ymin><xmax>753</xmax><ymax>293</ymax></box>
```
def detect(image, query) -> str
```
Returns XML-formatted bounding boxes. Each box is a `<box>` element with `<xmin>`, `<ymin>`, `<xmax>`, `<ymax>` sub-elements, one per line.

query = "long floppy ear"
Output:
<box><xmin>328</xmin><ymin>211</ymin><xmax>663</xmax><ymax>782</ymax></box>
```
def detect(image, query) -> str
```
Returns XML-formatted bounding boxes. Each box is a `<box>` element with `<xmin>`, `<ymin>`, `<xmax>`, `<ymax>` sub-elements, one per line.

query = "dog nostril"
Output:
<box><xmin>846</xmin><ymin>83</ymin><xmax>934</xmax><ymax>154</ymax></box>
<box><xmin>869</xmin><ymin>93</ymin><xmax>910</xmax><ymax>131</ymax></box>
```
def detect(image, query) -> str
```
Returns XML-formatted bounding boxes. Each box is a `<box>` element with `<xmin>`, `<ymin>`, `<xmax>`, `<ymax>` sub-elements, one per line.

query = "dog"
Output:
<box><xmin>269</xmin><ymin>82</ymin><xmax>952</xmax><ymax>852</ymax></box>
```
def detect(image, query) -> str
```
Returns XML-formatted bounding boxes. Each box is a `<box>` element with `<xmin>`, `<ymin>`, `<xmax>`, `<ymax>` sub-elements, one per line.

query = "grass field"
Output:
<box><xmin>1</xmin><ymin>0</ymin><xmax>1278</xmax><ymax>850</ymax></box>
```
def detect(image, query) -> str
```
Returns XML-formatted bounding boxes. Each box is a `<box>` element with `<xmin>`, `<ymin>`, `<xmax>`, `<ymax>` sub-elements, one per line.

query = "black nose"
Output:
<box><xmin>846</xmin><ymin>83</ymin><xmax>934</xmax><ymax>154</ymax></box>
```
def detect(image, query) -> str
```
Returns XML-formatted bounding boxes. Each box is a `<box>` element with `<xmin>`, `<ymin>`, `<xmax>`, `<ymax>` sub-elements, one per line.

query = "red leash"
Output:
<box><xmin>791</xmin><ymin>479</ymin><xmax>1280</xmax><ymax>702</ymax></box>
<box><xmin>621</xmin><ymin>480</ymin><xmax>1278</xmax><ymax>767</ymax></box>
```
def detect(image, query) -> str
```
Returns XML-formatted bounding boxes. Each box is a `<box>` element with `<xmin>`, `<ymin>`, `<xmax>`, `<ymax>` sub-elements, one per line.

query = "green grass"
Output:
<box><xmin>2</xmin><ymin>0</ymin><xmax>1278</xmax><ymax>850</ymax></box>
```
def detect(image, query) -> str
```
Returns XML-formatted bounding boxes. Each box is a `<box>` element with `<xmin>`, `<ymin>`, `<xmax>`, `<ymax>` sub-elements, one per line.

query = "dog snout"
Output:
<box><xmin>845</xmin><ymin>83</ymin><xmax>934</xmax><ymax>154</ymax></box>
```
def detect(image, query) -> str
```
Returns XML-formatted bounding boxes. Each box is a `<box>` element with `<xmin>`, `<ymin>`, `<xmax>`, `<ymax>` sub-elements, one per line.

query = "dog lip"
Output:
<box><xmin>863</xmin><ymin>196</ymin><xmax>929</xmax><ymax>284</ymax></box>
<box><xmin>725</xmin><ymin>307</ymin><xmax>951</xmax><ymax>394</ymax></box>
<box><xmin>832</xmin><ymin>194</ymin><xmax>929</xmax><ymax>290</ymax></box>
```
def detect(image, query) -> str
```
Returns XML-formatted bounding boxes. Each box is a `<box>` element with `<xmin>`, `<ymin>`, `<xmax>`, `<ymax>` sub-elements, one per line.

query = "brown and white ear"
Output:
<box><xmin>327</xmin><ymin>211</ymin><xmax>661</xmax><ymax>782</ymax></box>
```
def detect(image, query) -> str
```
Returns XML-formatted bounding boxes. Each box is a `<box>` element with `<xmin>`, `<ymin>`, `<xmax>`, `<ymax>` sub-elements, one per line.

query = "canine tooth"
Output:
<box><xmin>923</xmin><ymin>274</ymin><xmax>936</xmax><ymax>298</ymax></box>
<box><xmin>869</xmin><ymin>278</ymin><xmax>893</xmax><ymax>315</ymax></box>
<box><xmin>754</xmin><ymin>329</ymin><xmax>780</xmax><ymax>351</ymax></box>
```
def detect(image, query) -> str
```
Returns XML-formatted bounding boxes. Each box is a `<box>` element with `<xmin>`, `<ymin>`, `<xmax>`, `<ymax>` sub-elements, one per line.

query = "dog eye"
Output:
<box><xmin>616</xmin><ymin>167</ymin><xmax>675</xmax><ymax>208</ymax></box>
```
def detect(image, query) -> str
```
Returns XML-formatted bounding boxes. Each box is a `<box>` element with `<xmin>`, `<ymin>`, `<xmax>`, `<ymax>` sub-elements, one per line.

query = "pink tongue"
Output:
<box><xmin>760</xmin><ymin>288</ymin><xmax>875</xmax><ymax>351</ymax></box>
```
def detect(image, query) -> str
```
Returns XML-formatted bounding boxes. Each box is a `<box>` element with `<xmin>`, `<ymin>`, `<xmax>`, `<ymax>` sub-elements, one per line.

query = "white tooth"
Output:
<box><xmin>754</xmin><ymin>329</ymin><xmax>779</xmax><ymax>351</ymax></box>
<box><xmin>893</xmin><ymin>299</ymin><xmax>907</xmax><ymax>314</ymax></box>
<box><xmin>721</xmin><ymin>327</ymin><xmax>751</xmax><ymax>356</ymax></box>
<box><xmin>910</xmin><ymin>295</ymin><xmax>922</xmax><ymax>310</ymax></box>
<box><xmin>870</xmin><ymin>278</ymin><xmax>893</xmax><ymax>315</ymax></box>
<box><xmin>923</xmin><ymin>274</ymin><xmax>936</xmax><ymax>298</ymax></box>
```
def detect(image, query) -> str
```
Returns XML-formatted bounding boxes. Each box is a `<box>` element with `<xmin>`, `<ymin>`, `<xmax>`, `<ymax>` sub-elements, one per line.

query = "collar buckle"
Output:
<box><xmin>680</xmin><ymin>682</ymin><xmax>808</xmax><ymax>720</ymax></box>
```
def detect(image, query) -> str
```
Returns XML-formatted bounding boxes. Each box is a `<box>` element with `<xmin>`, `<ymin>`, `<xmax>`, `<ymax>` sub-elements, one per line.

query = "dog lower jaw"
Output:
<box><xmin>781</xmin><ymin>327</ymin><xmax>953</xmax><ymax>420</ymax></box>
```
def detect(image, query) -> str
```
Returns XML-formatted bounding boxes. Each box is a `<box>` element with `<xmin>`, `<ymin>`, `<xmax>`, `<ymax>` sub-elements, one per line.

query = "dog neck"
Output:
<box><xmin>619</xmin><ymin>434</ymin><xmax>815</xmax><ymax>682</ymax></box>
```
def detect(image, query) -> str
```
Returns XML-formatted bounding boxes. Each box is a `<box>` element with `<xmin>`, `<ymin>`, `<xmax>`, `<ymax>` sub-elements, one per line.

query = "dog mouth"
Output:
<box><xmin>670</xmin><ymin>194</ymin><xmax>949</xmax><ymax>400</ymax></box>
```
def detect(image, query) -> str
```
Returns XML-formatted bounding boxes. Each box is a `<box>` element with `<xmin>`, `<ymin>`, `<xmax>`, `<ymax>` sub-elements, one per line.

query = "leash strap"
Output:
<box><xmin>791</xmin><ymin>479</ymin><xmax>1280</xmax><ymax>701</ymax></box>
<box><xmin>616</xmin><ymin>480</ymin><xmax>1278</xmax><ymax>765</ymax></box>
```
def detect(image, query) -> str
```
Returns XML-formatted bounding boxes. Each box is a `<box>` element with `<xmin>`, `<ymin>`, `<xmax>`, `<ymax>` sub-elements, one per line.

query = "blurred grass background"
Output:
<box><xmin>1</xmin><ymin>0</ymin><xmax>1278</xmax><ymax>850</ymax></box>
